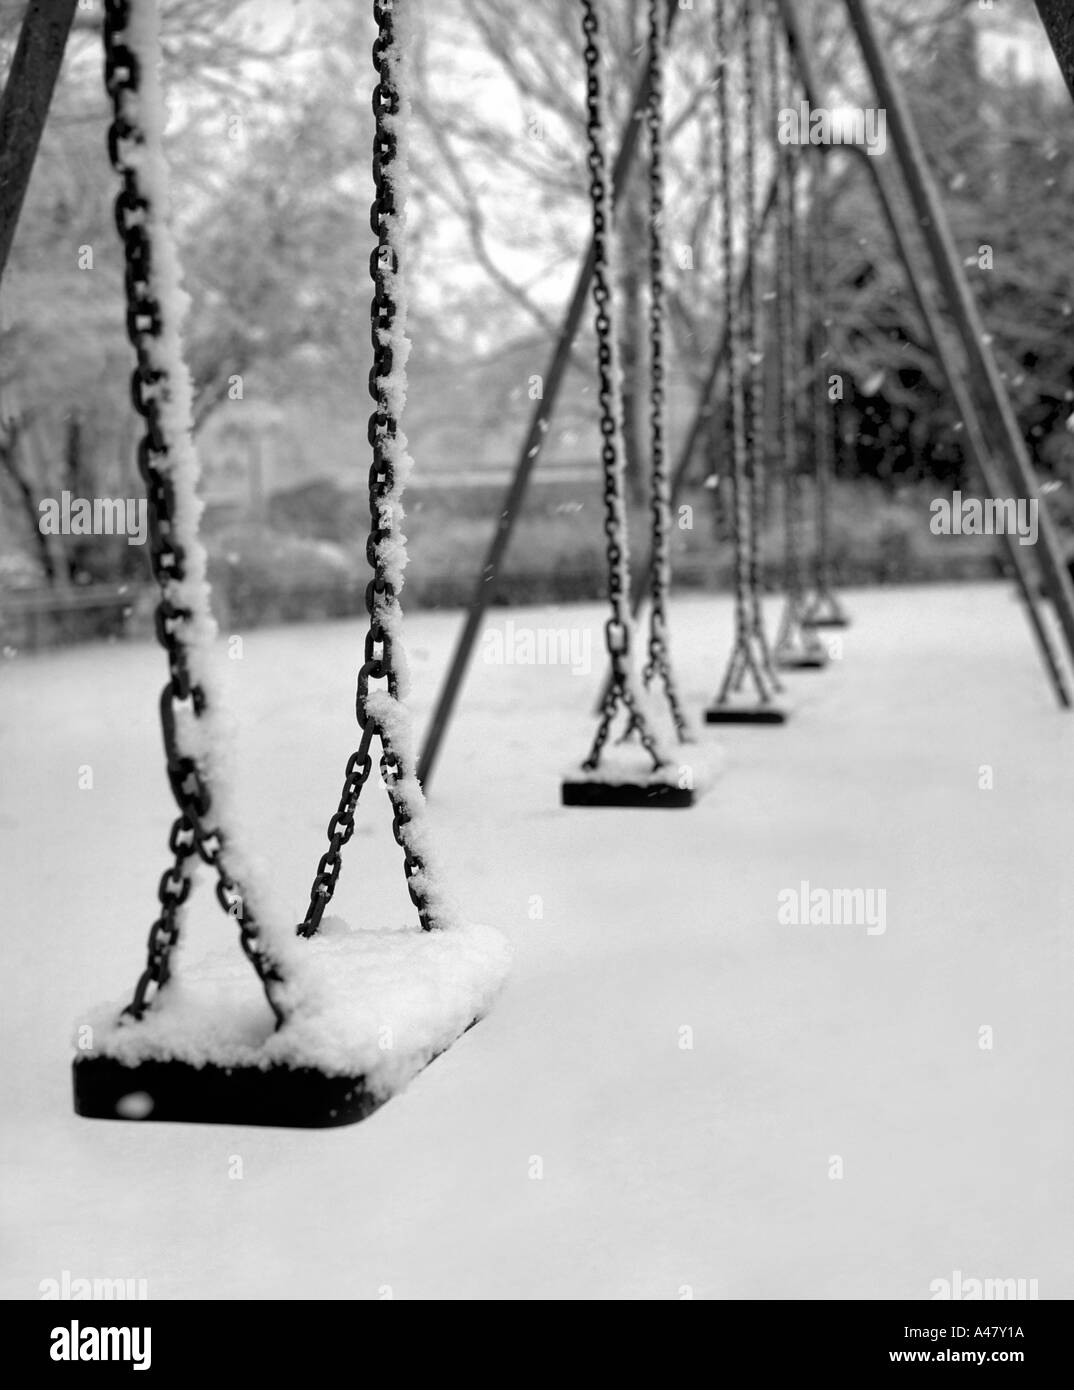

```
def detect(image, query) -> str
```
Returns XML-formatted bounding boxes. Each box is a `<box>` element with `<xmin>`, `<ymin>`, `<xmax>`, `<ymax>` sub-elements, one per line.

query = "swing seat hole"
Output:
<box><xmin>115</xmin><ymin>1090</ymin><xmax>155</xmax><ymax>1120</ymax></box>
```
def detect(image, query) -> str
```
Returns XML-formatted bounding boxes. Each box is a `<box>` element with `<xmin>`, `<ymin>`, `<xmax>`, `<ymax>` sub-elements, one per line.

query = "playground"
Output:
<box><xmin>1</xmin><ymin>0</ymin><xmax>1073</xmax><ymax>1305</ymax></box>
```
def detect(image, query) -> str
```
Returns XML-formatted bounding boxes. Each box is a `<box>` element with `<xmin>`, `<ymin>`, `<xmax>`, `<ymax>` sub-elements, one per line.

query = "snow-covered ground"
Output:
<box><xmin>2</xmin><ymin>582</ymin><xmax>1071</xmax><ymax>1299</ymax></box>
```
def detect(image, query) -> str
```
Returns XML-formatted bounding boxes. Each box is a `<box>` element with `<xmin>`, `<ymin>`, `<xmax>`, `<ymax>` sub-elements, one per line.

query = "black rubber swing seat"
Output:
<box><xmin>71</xmin><ymin>1011</ymin><xmax>478</xmax><ymax>1129</ymax></box>
<box><xmin>72</xmin><ymin>1055</ymin><xmax>386</xmax><ymax>1129</ymax></box>
<box><xmin>775</xmin><ymin>650</ymin><xmax>829</xmax><ymax>671</ymax></box>
<box><xmin>802</xmin><ymin>613</ymin><xmax>849</xmax><ymax>629</ymax></box>
<box><xmin>704</xmin><ymin>703</ymin><xmax>788</xmax><ymax>725</ymax></box>
<box><xmin>70</xmin><ymin>918</ymin><xmax>500</xmax><ymax>1130</ymax></box>
<box><xmin>561</xmin><ymin>778</ymin><xmax>695</xmax><ymax>808</ymax></box>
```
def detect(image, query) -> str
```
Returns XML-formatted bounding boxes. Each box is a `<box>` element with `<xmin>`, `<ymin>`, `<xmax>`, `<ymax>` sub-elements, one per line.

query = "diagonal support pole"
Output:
<box><xmin>1032</xmin><ymin>1</ymin><xmax>1074</xmax><ymax>105</ymax></box>
<box><xmin>0</xmin><ymin>0</ymin><xmax>77</xmax><ymax>284</ymax></box>
<box><xmin>777</xmin><ymin>0</ymin><xmax>1070</xmax><ymax>708</ymax></box>
<box><xmin>838</xmin><ymin>0</ymin><xmax>1074</xmax><ymax>672</ymax></box>
<box><xmin>862</xmin><ymin>155</ymin><xmax>1070</xmax><ymax>707</ymax></box>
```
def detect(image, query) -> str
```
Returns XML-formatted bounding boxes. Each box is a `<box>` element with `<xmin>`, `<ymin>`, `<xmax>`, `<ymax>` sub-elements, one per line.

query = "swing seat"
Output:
<box><xmin>704</xmin><ymin>702</ymin><xmax>788</xmax><ymax>725</ymax></box>
<box><xmin>775</xmin><ymin>649</ymin><xmax>829</xmax><ymax>670</ymax></box>
<box><xmin>73</xmin><ymin>917</ymin><xmax>510</xmax><ymax>1129</ymax></box>
<box><xmin>801</xmin><ymin>595</ymin><xmax>850</xmax><ymax>630</ymax></box>
<box><xmin>802</xmin><ymin>613</ymin><xmax>849</xmax><ymax>630</ymax></box>
<box><xmin>72</xmin><ymin>1056</ymin><xmax>385</xmax><ymax>1128</ymax></box>
<box><xmin>561</xmin><ymin>778</ymin><xmax>694</xmax><ymax>808</ymax></box>
<box><xmin>560</xmin><ymin>743</ymin><xmax>717</xmax><ymax>808</ymax></box>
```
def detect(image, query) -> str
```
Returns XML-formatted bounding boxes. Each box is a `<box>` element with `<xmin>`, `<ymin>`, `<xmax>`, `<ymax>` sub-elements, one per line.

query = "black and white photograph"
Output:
<box><xmin>1</xmin><ymin>0</ymin><xmax>1072</xmax><ymax>1336</ymax></box>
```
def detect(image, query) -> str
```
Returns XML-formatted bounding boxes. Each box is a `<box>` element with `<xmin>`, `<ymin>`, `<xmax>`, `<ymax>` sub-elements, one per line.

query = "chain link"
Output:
<box><xmin>299</xmin><ymin>0</ymin><xmax>436</xmax><ymax>936</ymax></box>
<box><xmin>103</xmin><ymin>0</ymin><xmax>285</xmax><ymax>1025</ymax></box>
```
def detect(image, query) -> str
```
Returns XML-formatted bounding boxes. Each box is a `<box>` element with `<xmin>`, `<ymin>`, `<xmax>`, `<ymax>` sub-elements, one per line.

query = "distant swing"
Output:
<box><xmin>705</xmin><ymin>0</ymin><xmax>788</xmax><ymax>725</ymax></box>
<box><xmin>771</xmin><ymin>14</ymin><xmax>830</xmax><ymax>671</ymax></box>
<box><xmin>561</xmin><ymin>0</ymin><xmax>696</xmax><ymax>809</ymax></box>
<box><xmin>801</xmin><ymin>152</ymin><xmax>851</xmax><ymax>631</ymax></box>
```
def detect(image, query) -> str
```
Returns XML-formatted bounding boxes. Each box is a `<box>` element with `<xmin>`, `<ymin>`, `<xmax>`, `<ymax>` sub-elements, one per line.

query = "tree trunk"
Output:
<box><xmin>0</xmin><ymin>421</ymin><xmax>58</xmax><ymax>586</ymax></box>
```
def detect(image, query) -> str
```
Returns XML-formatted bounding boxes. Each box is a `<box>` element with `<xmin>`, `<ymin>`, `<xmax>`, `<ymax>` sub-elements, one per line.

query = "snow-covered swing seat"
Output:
<box><xmin>72</xmin><ymin>0</ymin><xmax>508</xmax><ymax>1128</ymax></box>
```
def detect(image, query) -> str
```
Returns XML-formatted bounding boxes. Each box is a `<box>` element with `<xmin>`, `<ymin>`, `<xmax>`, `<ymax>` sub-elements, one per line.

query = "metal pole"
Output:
<box><xmin>417</xmin><ymin>0</ymin><xmax>684</xmax><ymax>791</ymax></box>
<box><xmin>864</xmin><ymin>156</ymin><xmax>1070</xmax><ymax>707</ymax></box>
<box><xmin>0</xmin><ymin>0</ymin><xmax>77</xmax><ymax>283</ymax></box>
<box><xmin>778</xmin><ymin>0</ymin><xmax>1069</xmax><ymax>706</ymax></box>
<box><xmin>1033</xmin><ymin>1</ymin><xmax>1074</xmax><ymax>105</ymax></box>
<box><xmin>840</xmin><ymin>0</ymin><xmax>1074</xmax><ymax>669</ymax></box>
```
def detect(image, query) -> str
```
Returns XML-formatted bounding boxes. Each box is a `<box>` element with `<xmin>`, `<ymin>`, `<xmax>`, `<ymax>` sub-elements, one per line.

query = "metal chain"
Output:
<box><xmin>769</xmin><ymin>4</ymin><xmax>822</xmax><ymax>661</ymax></box>
<box><xmin>579</xmin><ymin>0</ymin><xmax>665</xmax><ymax>774</ymax></box>
<box><xmin>102</xmin><ymin>0</ymin><xmax>285</xmax><ymax>1026</ymax></box>
<box><xmin>798</xmin><ymin>144</ymin><xmax>843</xmax><ymax>627</ymax></box>
<box><xmin>739</xmin><ymin>0</ymin><xmax>781</xmax><ymax>690</ymax></box>
<box><xmin>300</xmin><ymin>0</ymin><xmax>437</xmax><ymax>936</ymax></box>
<box><xmin>711</xmin><ymin>0</ymin><xmax>772</xmax><ymax>709</ymax></box>
<box><xmin>640</xmin><ymin>0</ymin><xmax>691</xmax><ymax>743</ymax></box>
<box><xmin>811</xmin><ymin>158</ymin><xmax>835</xmax><ymax>594</ymax></box>
<box><xmin>778</xmin><ymin>90</ymin><xmax>802</xmax><ymax>606</ymax></box>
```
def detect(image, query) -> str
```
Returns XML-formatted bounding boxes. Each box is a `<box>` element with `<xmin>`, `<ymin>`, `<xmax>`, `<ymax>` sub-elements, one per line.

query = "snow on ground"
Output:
<box><xmin>2</xmin><ymin>582</ymin><xmax>1072</xmax><ymax>1300</ymax></box>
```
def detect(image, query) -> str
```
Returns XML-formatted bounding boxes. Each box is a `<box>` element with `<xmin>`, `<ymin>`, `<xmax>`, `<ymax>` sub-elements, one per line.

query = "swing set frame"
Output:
<box><xmin>3</xmin><ymin>2</ymin><xmax>1073</xmax><ymax>754</ymax></box>
<box><xmin>412</xmin><ymin>0</ymin><xmax>1074</xmax><ymax>788</ymax></box>
<box><xmin>10</xmin><ymin>0</ymin><xmax>1067</xmax><ymax>759</ymax></box>
<box><xmin>4</xmin><ymin>5</ymin><xmax>1074</xmax><ymax>732</ymax></box>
